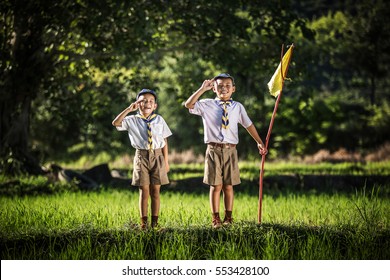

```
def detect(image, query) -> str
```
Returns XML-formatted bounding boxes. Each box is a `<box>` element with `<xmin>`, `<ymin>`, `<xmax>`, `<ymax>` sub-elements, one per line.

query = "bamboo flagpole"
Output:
<box><xmin>258</xmin><ymin>43</ymin><xmax>294</xmax><ymax>224</ymax></box>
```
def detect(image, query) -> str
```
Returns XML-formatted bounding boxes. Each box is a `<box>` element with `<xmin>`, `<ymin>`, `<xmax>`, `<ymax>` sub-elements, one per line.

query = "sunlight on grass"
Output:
<box><xmin>1</xmin><ymin>161</ymin><xmax>389</xmax><ymax>260</ymax></box>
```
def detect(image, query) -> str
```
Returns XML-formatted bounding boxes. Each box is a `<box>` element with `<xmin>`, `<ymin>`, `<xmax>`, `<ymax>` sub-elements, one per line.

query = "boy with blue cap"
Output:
<box><xmin>185</xmin><ymin>74</ymin><xmax>267</xmax><ymax>228</ymax></box>
<box><xmin>112</xmin><ymin>89</ymin><xmax>172</xmax><ymax>229</ymax></box>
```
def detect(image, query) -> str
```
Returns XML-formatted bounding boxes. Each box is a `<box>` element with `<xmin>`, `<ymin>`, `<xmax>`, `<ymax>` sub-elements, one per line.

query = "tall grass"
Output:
<box><xmin>1</xmin><ymin>186</ymin><xmax>389</xmax><ymax>259</ymax></box>
<box><xmin>1</xmin><ymin>160</ymin><xmax>389</xmax><ymax>259</ymax></box>
<box><xmin>3</xmin><ymin>189</ymin><xmax>387</xmax><ymax>235</ymax></box>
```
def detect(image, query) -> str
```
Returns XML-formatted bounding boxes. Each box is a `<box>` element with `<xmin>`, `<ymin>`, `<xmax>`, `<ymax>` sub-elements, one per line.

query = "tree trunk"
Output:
<box><xmin>0</xmin><ymin>1</ymin><xmax>46</xmax><ymax>175</ymax></box>
<box><xmin>0</xmin><ymin>95</ymin><xmax>44</xmax><ymax>175</ymax></box>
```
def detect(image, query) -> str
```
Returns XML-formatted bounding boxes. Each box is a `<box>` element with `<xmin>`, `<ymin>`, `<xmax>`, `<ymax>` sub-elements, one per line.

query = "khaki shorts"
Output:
<box><xmin>132</xmin><ymin>149</ymin><xmax>169</xmax><ymax>186</ymax></box>
<box><xmin>203</xmin><ymin>144</ymin><xmax>241</xmax><ymax>186</ymax></box>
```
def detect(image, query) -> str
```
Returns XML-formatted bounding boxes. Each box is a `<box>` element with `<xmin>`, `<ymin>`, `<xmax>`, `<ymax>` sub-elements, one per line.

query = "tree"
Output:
<box><xmin>294</xmin><ymin>0</ymin><xmax>390</xmax><ymax>104</ymax></box>
<box><xmin>342</xmin><ymin>0</ymin><xmax>390</xmax><ymax>105</ymax></box>
<box><xmin>1</xmin><ymin>0</ymin><xmax>310</xmax><ymax>174</ymax></box>
<box><xmin>0</xmin><ymin>0</ymin><xmax>164</xmax><ymax>174</ymax></box>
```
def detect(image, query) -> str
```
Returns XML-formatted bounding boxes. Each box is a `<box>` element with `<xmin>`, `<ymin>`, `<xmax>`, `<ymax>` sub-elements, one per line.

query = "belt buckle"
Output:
<box><xmin>224</xmin><ymin>143</ymin><xmax>230</xmax><ymax>149</ymax></box>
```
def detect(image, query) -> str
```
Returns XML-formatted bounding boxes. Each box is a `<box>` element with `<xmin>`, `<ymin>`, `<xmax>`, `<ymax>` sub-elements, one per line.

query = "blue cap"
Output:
<box><xmin>214</xmin><ymin>73</ymin><xmax>235</xmax><ymax>85</ymax></box>
<box><xmin>136</xmin><ymin>89</ymin><xmax>157</xmax><ymax>101</ymax></box>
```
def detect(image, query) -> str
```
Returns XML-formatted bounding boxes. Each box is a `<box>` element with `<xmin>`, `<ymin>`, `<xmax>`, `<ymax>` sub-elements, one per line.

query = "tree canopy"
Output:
<box><xmin>1</xmin><ymin>0</ymin><xmax>389</xmax><ymax>174</ymax></box>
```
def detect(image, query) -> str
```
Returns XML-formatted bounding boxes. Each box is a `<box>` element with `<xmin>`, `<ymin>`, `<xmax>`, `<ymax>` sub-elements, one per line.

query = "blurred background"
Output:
<box><xmin>1</xmin><ymin>0</ymin><xmax>389</xmax><ymax>174</ymax></box>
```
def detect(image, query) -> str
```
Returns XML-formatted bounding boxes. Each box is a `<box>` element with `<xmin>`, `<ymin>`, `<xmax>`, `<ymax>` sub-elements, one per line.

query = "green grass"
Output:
<box><xmin>1</xmin><ymin>161</ymin><xmax>389</xmax><ymax>259</ymax></box>
<box><xmin>1</xmin><ymin>185</ymin><xmax>389</xmax><ymax>259</ymax></box>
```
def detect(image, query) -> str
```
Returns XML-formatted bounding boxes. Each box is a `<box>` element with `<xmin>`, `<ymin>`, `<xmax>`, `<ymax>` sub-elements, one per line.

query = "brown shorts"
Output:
<box><xmin>203</xmin><ymin>144</ymin><xmax>241</xmax><ymax>186</ymax></box>
<box><xmin>132</xmin><ymin>148</ymin><xmax>169</xmax><ymax>186</ymax></box>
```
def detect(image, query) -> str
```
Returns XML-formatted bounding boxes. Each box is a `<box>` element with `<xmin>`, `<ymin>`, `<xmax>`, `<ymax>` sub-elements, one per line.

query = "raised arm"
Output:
<box><xmin>112</xmin><ymin>100</ymin><xmax>141</xmax><ymax>127</ymax></box>
<box><xmin>184</xmin><ymin>79</ymin><xmax>214</xmax><ymax>109</ymax></box>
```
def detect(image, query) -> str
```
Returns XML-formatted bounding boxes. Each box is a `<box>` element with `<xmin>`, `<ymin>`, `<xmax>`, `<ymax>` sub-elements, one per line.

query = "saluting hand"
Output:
<box><xmin>200</xmin><ymin>79</ymin><xmax>215</xmax><ymax>92</ymax></box>
<box><xmin>127</xmin><ymin>100</ymin><xmax>143</xmax><ymax>112</ymax></box>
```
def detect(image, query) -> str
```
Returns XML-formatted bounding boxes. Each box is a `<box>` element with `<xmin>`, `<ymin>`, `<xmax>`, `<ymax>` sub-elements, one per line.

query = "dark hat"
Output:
<box><xmin>214</xmin><ymin>73</ymin><xmax>235</xmax><ymax>85</ymax></box>
<box><xmin>136</xmin><ymin>89</ymin><xmax>157</xmax><ymax>101</ymax></box>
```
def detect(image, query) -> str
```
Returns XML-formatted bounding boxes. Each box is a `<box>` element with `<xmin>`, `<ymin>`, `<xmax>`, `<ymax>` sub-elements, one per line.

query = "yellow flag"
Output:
<box><xmin>267</xmin><ymin>44</ymin><xmax>294</xmax><ymax>97</ymax></box>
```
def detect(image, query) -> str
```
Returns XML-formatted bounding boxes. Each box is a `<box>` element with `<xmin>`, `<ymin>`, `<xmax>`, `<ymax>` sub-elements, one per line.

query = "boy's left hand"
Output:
<box><xmin>258</xmin><ymin>143</ymin><xmax>268</xmax><ymax>155</ymax></box>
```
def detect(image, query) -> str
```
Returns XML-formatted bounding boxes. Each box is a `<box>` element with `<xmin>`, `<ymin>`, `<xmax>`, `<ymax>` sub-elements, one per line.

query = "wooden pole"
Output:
<box><xmin>258</xmin><ymin>44</ymin><xmax>294</xmax><ymax>224</ymax></box>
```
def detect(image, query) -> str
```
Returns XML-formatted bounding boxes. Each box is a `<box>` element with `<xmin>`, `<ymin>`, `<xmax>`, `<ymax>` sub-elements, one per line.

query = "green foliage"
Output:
<box><xmin>1</xmin><ymin>0</ymin><xmax>390</xmax><ymax>172</ymax></box>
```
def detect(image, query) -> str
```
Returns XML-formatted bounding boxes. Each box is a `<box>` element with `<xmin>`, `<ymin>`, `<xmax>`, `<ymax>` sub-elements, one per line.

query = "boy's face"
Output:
<box><xmin>137</xmin><ymin>93</ymin><xmax>157</xmax><ymax>117</ymax></box>
<box><xmin>213</xmin><ymin>78</ymin><xmax>235</xmax><ymax>100</ymax></box>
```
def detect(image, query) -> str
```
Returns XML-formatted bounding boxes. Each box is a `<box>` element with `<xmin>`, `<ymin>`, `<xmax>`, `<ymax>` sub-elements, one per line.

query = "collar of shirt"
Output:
<box><xmin>215</xmin><ymin>98</ymin><xmax>233</xmax><ymax>106</ymax></box>
<box><xmin>118</xmin><ymin>115</ymin><xmax>172</xmax><ymax>150</ymax></box>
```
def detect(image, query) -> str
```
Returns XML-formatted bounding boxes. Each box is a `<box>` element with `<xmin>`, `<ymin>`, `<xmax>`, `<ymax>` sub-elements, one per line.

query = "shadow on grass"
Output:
<box><xmin>1</xmin><ymin>174</ymin><xmax>388</xmax><ymax>197</ymax></box>
<box><xmin>1</xmin><ymin>160</ymin><xmax>389</xmax><ymax>197</ymax></box>
<box><xmin>166</xmin><ymin>175</ymin><xmax>390</xmax><ymax>197</ymax></box>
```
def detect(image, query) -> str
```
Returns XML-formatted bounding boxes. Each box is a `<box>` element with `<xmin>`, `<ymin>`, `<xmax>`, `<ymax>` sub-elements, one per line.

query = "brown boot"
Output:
<box><xmin>223</xmin><ymin>211</ymin><xmax>233</xmax><ymax>225</ymax></box>
<box><xmin>140</xmin><ymin>216</ymin><xmax>148</xmax><ymax>230</ymax></box>
<box><xmin>151</xmin><ymin>216</ymin><xmax>159</xmax><ymax>228</ymax></box>
<box><xmin>212</xmin><ymin>212</ymin><xmax>222</xmax><ymax>229</ymax></box>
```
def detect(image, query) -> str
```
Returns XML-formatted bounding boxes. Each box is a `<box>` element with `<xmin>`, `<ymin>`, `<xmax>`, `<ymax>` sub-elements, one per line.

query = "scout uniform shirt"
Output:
<box><xmin>116</xmin><ymin>114</ymin><xmax>172</xmax><ymax>149</ymax></box>
<box><xmin>189</xmin><ymin>98</ymin><xmax>252</xmax><ymax>144</ymax></box>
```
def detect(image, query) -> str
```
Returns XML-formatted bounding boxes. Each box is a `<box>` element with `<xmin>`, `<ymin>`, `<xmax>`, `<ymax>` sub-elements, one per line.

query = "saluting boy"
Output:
<box><xmin>112</xmin><ymin>89</ymin><xmax>172</xmax><ymax>229</ymax></box>
<box><xmin>184</xmin><ymin>73</ymin><xmax>267</xmax><ymax>228</ymax></box>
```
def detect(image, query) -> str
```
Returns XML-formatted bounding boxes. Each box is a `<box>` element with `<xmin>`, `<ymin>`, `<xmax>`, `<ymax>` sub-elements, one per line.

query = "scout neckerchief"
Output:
<box><xmin>217</xmin><ymin>98</ymin><xmax>232</xmax><ymax>129</ymax></box>
<box><xmin>136</xmin><ymin>112</ymin><xmax>157</xmax><ymax>151</ymax></box>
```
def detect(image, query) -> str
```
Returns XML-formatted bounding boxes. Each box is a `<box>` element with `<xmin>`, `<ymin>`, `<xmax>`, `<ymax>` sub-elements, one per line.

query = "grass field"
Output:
<box><xmin>0</xmin><ymin>161</ymin><xmax>389</xmax><ymax>259</ymax></box>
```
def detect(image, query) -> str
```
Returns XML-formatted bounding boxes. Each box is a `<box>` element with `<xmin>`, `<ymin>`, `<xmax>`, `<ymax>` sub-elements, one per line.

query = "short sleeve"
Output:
<box><xmin>115</xmin><ymin>117</ymin><xmax>131</xmax><ymax>131</ymax></box>
<box><xmin>188</xmin><ymin>99</ymin><xmax>213</xmax><ymax>116</ymax></box>
<box><xmin>238</xmin><ymin>104</ymin><xmax>253</xmax><ymax>128</ymax></box>
<box><xmin>189</xmin><ymin>102</ymin><xmax>202</xmax><ymax>116</ymax></box>
<box><xmin>160</xmin><ymin>117</ymin><xmax>173</xmax><ymax>138</ymax></box>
